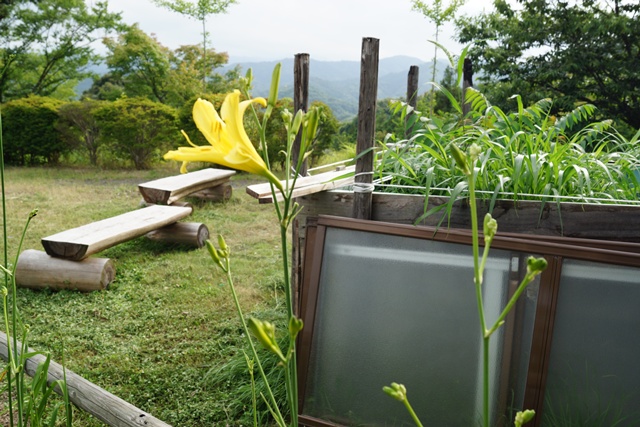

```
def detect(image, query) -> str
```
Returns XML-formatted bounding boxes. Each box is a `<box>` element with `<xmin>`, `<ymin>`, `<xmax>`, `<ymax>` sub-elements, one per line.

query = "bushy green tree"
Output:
<box><xmin>456</xmin><ymin>0</ymin><xmax>640</xmax><ymax>128</ymax></box>
<box><xmin>151</xmin><ymin>0</ymin><xmax>238</xmax><ymax>91</ymax></box>
<box><xmin>307</xmin><ymin>100</ymin><xmax>342</xmax><ymax>166</ymax></box>
<box><xmin>94</xmin><ymin>97</ymin><xmax>179</xmax><ymax>169</ymax></box>
<box><xmin>57</xmin><ymin>99</ymin><xmax>105</xmax><ymax>166</ymax></box>
<box><xmin>0</xmin><ymin>0</ymin><xmax>122</xmax><ymax>102</ymax></box>
<box><xmin>2</xmin><ymin>96</ymin><xmax>66</xmax><ymax>165</ymax></box>
<box><xmin>101</xmin><ymin>24</ymin><xmax>238</xmax><ymax>108</ymax></box>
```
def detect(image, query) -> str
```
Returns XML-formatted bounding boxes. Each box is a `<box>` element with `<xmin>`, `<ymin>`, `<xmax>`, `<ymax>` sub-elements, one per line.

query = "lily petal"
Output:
<box><xmin>164</xmin><ymin>92</ymin><xmax>283</xmax><ymax>192</ymax></box>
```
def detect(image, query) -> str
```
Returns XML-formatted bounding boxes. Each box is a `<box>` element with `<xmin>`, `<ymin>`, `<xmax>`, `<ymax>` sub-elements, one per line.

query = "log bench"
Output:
<box><xmin>138</xmin><ymin>168</ymin><xmax>235</xmax><ymax>205</ymax></box>
<box><xmin>41</xmin><ymin>204</ymin><xmax>195</xmax><ymax>261</ymax></box>
<box><xmin>17</xmin><ymin>205</ymin><xmax>209</xmax><ymax>292</ymax></box>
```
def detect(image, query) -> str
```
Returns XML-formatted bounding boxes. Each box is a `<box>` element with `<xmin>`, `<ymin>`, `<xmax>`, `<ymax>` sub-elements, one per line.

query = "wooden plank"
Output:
<box><xmin>296</xmin><ymin>190</ymin><xmax>640</xmax><ymax>242</ymax></box>
<box><xmin>0</xmin><ymin>332</ymin><xmax>173</xmax><ymax>427</ymax></box>
<box><xmin>138</xmin><ymin>168</ymin><xmax>235</xmax><ymax>204</ymax></box>
<box><xmin>246</xmin><ymin>166</ymin><xmax>355</xmax><ymax>203</ymax></box>
<box><xmin>41</xmin><ymin>205</ymin><xmax>193</xmax><ymax>260</ymax></box>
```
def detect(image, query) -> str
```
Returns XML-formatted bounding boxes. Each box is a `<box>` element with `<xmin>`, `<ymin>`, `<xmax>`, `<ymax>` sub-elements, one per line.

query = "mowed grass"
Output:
<box><xmin>1</xmin><ymin>166</ymin><xmax>286</xmax><ymax>426</ymax></box>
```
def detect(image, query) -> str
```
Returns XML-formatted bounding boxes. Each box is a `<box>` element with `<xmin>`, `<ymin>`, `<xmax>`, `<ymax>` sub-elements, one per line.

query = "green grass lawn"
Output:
<box><xmin>1</xmin><ymin>166</ymin><xmax>286</xmax><ymax>426</ymax></box>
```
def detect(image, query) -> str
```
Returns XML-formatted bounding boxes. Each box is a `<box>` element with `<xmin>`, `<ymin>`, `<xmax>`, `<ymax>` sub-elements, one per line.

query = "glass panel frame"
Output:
<box><xmin>297</xmin><ymin>215</ymin><xmax>640</xmax><ymax>427</ymax></box>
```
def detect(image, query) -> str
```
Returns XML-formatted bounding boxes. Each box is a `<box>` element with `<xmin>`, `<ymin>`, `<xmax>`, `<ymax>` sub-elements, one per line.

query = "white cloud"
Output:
<box><xmin>103</xmin><ymin>0</ymin><xmax>494</xmax><ymax>62</ymax></box>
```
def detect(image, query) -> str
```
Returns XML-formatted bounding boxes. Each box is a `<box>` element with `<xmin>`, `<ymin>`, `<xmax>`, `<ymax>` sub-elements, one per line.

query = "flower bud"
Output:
<box><xmin>515</xmin><ymin>409</ymin><xmax>535</xmax><ymax>427</ymax></box>
<box><xmin>469</xmin><ymin>143</ymin><xmax>482</xmax><ymax>162</ymax></box>
<box><xmin>383</xmin><ymin>382</ymin><xmax>407</xmax><ymax>402</ymax></box>
<box><xmin>288</xmin><ymin>316</ymin><xmax>304</xmax><ymax>339</ymax></box>
<box><xmin>526</xmin><ymin>257</ymin><xmax>548</xmax><ymax>276</ymax></box>
<box><xmin>29</xmin><ymin>209</ymin><xmax>38</xmax><ymax>219</ymax></box>
<box><xmin>450</xmin><ymin>143</ymin><xmax>470</xmax><ymax>176</ymax></box>
<box><xmin>206</xmin><ymin>240</ymin><xmax>226</xmax><ymax>272</ymax></box>
<box><xmin>247</xmin><ymin>318</ymin><xmax>285</xmax><ymax>362</ymax></box>
<box><xmin>483</xmin><ymin>213</ymin><xmax>498</xmax><ymax>244</ymax></box>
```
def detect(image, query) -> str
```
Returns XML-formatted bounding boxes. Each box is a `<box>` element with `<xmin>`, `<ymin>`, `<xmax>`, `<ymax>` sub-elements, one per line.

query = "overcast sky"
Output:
<box><xmin>101</xmin><ymin>0</ymin><xmax>495</xmax><ymax>63</ymax></box>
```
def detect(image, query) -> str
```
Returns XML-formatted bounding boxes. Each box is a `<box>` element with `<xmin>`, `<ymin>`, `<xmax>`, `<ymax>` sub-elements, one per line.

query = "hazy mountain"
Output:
<box><xmin>223</xmin><ymin>56</ymin><xmax>449</xmax><ymax>121</ymax></box>
<box><xmin>76</xmin><ymin>56</ymin><xmax>450</xmax><ymax>122</ymax></box>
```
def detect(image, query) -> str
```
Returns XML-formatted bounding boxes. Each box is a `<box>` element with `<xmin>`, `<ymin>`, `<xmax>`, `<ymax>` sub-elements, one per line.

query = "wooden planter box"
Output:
<box><xmin>292</xmin><ymin>189</ymin><xmax>640</xmax><ymax>296</ymax></box>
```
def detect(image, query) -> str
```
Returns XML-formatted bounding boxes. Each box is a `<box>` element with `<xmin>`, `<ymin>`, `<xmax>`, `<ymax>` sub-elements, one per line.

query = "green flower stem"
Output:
<box><xmin>467</xmin><ymin>164</ymin><xmax>489</xmax><ymax>427</ymax></box>
<box><xmin>403</xmin><ymin>397</ymin><xmax>424</xmax><ymax>427</ymax></box>
<box><xmin>485</xmin><ymin>271</ymin><xmax>537</xmax><ymax>338</ymax></box>
<box><xmin>224</xmin><ymin>266</ymin><xmax>287</xmax><ymax>427</ymax></box>
<box><xmin>279</xmin><ymin>215</ymin><xmax>299</xmax><ymax>427</ymax></box>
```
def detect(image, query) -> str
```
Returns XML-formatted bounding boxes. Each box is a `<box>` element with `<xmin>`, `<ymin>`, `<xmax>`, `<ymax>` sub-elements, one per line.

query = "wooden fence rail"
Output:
<box><xmin>0</xmin><ymin>332</ymin><xmax>173</xmax><ymax>427</ymax></box>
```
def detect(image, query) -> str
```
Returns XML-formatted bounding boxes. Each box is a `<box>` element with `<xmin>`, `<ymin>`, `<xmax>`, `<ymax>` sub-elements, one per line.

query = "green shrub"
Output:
<box><xmin>1</xmin><ymin>96</ymin><xmax>66</xmax><ymax>165</ymax></box>
<box><xmin>57</xmin><ymin>99</ymin><xmax>106</xmax><ymax>166</ymax></box>
<box><xmin>95</xmin><ymin>97</ymin><xmax>179</xmax><ymax>169</ymax></box>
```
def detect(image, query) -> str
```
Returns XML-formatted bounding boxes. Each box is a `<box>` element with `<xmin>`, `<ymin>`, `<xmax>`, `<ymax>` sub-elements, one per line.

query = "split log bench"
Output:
<box><xmin>138</xmin><ymin>168</ymin><xmax>235</xmax><ymax>205</ymax></box>
<box><xmin>16</xmin><ymin>205</ymin><xmax>209</xmax><ymax>292</ymax></box>
<box><xmin>246</xmin><ymin>165</ymin><xmax>355</xmax><ymax>203</ymax></box>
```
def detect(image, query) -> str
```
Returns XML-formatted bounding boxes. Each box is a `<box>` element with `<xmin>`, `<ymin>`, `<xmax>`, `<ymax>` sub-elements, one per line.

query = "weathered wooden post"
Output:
<box><xmin>292</xmin><ymin>53</ymin><xmax>310</xmax><ymax>177</ymax></box>
<box><xmin>352</xmin><ymin>37</ymin><xmax>379</xmax><ymax>220</ymax></box>
<box><xmin>462</xmin><ymin>58</ymin><xmax>473</xmax><ymax>116</ymax></box>
<box><xmin>292</xmin><ymin>53</ymin><xmax>310</xmax><ymax>312</ymax></box>
<box><xmin>405</xmin><ymin>65</ymin><xmax>419</xmax><ymax>138</ymax></box>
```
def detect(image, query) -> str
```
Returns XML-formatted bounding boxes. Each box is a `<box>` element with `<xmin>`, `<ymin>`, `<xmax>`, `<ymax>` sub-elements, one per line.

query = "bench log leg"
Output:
<box><xmin>146</xmin><ymin>222</ymin><xmax>209</xmax><ymax>248</ymax></box>
<box><xmin>16</xmin><ymin>249</ymin><xmax>115</xmax><ymax>292</ymax></box>
<box><xmin>191</xmin><ymin>183</ymin><xmax>232</xmax><ymax>202</ymax></box>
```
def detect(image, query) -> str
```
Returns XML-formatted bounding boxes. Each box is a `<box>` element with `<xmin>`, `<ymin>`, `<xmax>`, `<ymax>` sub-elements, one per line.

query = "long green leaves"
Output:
<box><xmin>377</xmin><ymin>94</ymin><xmax>640</xmax><ymax>207</ymax></box>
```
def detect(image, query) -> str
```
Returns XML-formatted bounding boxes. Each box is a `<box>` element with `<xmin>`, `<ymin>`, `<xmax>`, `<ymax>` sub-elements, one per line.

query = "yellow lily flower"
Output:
<box><xmin>164</xmin><ymin>90</ymin><xmax>283</xmax><ymax>192</ymax></box>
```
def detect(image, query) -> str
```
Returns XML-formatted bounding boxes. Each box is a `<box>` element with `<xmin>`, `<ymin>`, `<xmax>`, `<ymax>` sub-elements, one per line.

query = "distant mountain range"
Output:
<box><xmin>222</xmin><ymin>56</ymin><xmax>448</xmax><ymax>121</ymax></box>
<box><xmin>77</xmin><ymin>56</ymin><xmax>449</xmax><ymax>122</ymax></box>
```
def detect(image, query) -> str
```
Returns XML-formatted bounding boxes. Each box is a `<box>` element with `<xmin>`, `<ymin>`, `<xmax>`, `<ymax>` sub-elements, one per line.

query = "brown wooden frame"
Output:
<box><xmin>296</xmin><ymin>215</ymin><xmax>640</xmax><ymax>427</ymax></box>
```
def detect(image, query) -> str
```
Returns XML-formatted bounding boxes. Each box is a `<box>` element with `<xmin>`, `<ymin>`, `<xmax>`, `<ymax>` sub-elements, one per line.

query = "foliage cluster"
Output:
<box><xmin>455</xmin><ymin>0</ymin><xmax>640</xmax><ymax>130</ymax></box>
<box><xmin>1</xmin><ymin>91</ymin><xmax>342</xmax><ymax>170</ymax></box>
<box><xmin>0</xmin><ymin>0</ymin><xmax>123</xmax><ymax>102</ymax></box>
<box><xmin>378</xmin><ymin>88</ymin><xmax>640</xmax><ymax>209</ymax></box>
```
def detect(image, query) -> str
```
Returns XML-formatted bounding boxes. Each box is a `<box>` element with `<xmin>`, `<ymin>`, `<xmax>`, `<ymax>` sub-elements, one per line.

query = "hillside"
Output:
<box><xmin>222</xmin><ymin>56</ymin><xmax>448</xmax><ymax>121</ymax></box>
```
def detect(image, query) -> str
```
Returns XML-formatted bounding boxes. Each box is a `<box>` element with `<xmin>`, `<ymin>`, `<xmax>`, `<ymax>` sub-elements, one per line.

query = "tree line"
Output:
<box><xmin>0</xmin><ymin>0</ymin><xmax>345</xmax><ymax>169</ymax></box>
<box><xmin>1</xmin><ymin>0</ymin><xmax>638</xmax><ymax>170</ymax></box>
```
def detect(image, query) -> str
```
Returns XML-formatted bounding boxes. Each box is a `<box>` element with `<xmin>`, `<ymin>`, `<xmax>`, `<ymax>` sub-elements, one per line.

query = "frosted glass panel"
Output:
<box><xmin>302</xmin><ymin>227</ymin><xmax>539</xmax><ymax>426</ymax></box>
<box><xmin>542</xmin><ymin>259</ymin><xmax>640</xmax><ymax>426</ymax></box>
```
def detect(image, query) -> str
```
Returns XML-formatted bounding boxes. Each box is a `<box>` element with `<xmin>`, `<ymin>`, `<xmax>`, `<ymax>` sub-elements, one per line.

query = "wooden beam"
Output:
<box><xmin>16</xmin><ymin>250</ymin><xmax>115</xmax><ymax>292</ymax></box>
<box><xmin>405</xmin><ymin>65</ymin><xmax>420</xmax><ymax>138</ymax></box>
<box><xmin>0</xmin><ymin>332</ymin><xmax>173</xmax><ymax>427</ymax></box>
<box><xmin>41</xmin><ymin>205</ymin><xmax>193</xmax><ymax>260</ymax></box>
<box><xmin>246</xmin><ymin>166</ymin><xmax>355</xmax><ymax>203</ymax></box>
<box><xmin>292</xmin><ymin>53</ymin><xmax>310</xmax><ymax>177</ymax></box>
<box><xmin>353</xmin><ymin>37</ymin><xmax>379</xmax><ymax>220</ymax></box>
<box><xmin>138</xmin><ymin>168</ymin><xmax>235</xmax><ymax>205</ymax></box>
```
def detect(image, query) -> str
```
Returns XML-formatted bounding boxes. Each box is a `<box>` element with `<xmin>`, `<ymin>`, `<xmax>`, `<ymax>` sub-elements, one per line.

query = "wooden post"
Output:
<box><xmin>0</xmin><ymin>332</ymin><xmax>173</xmax><ymax>427</ymax></box>
<box><xmin>15</xmin><ymin>249</ymin><xmax>115</xmax><ymax>292</ymax></box>
<box><xmin>352</xmin><ymin>37</ymin><xmax>379</xmax><ymax>220</ymax></box>
<box><xmin>405</xmin><ymin>65</ymin><xmax>419</xmax><ymax>138</ymax></box>
<box><xmin>292</xmin><ymin>53</ymin><xmax>310</xmax><ymax>177</ymax></box>
<box><xmin>462</xmin><ymin>58</ymin><xmax>474</xmax><ymax>116</ymax></box>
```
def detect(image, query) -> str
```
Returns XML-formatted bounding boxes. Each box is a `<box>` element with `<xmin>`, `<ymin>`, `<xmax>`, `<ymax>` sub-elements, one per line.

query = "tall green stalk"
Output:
<box><xmin>203</xmin><ymin>64</ymin><xmax>318</xmax><ymax>427</ymax></box>
<box><xmin>386</xmin><ymin>142</ymin><xmax>546</xmax><ymax>427</ymax></box>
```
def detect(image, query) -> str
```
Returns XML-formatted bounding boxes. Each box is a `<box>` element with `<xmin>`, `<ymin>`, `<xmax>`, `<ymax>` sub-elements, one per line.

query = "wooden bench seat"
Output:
<box><xmin>41</xmin><ymin>205</ymin><xmax>193</xmax><ymax>261</ymax></box>
<box><xmin>138</xmin><ymin>168</ymin><xmax>235</xmax><ymax>205</ymax></box>
<box><xmin>246</xmin><ymin>166</ymin><xmax>355</xmax><ymax>203</ymax></box>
